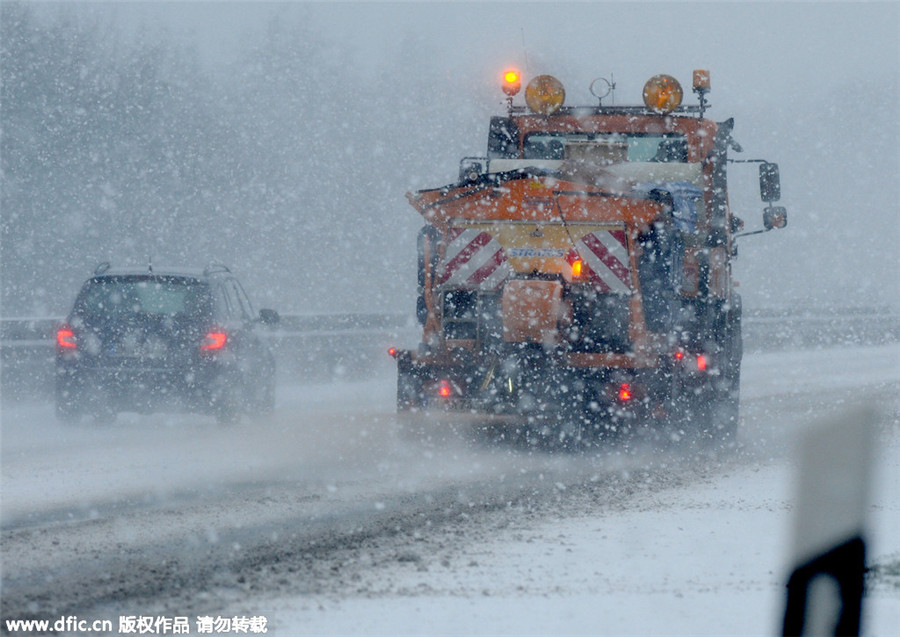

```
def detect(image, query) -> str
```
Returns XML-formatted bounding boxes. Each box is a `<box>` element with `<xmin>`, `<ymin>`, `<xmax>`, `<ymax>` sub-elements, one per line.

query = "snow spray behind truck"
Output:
<box><xmin>391</xmin><ymin>70</ymin><xmax>787</xmax><ymax>445</ymax></box>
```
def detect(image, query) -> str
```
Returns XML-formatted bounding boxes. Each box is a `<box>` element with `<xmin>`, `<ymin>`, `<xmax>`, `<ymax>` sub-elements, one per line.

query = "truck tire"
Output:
<box><xmin>396</xmin><ymin>361</ymin><xmax>423</xmax><ymax>411</ymax></box>
<box><xmin>713</xmin><ymin>296</ymin><xmax>742</xmax><ymax>443</ymax></box>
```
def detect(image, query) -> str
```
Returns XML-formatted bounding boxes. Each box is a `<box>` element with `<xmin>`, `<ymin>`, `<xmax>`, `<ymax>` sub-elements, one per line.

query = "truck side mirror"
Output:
<box><xmin>763</xmin><ymin>206</ymin><xmax>788</xmax><ymax>230</ymax></box>
<box><xmin>459</xmin><ymin>157</ymin><xmax>487</xmax><ymax>183</ymax></box>
<box><xmin>759</xmin><ymin>162</ymin><xmax>781</xmax><ymax>202</ymax></box>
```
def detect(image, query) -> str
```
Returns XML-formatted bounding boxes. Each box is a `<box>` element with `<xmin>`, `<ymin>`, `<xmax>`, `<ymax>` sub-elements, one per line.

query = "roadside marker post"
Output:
<box><xmin>782</xmin><ymin>407</ymin><xmax>878</xmax><ymax>636</ymax></box>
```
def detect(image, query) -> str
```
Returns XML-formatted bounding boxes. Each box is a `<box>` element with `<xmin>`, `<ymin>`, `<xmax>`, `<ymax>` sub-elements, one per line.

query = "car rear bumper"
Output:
<box><xmin>56</xmin><ymin>360</ymin><xmax>224</xmax><ymax>412</ymax></box>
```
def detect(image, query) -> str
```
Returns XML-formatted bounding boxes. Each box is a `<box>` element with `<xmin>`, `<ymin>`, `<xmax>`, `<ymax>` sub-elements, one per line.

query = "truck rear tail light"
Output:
<box><xmin>566</xmin><ymin>250</ymin><xmax>585</xmax><ymax>280</ymax></box>
<box><xmin>674</xmin><ymin>350</ymin><xmax>708</xmax><ymax>372</ymax></box>
<box><xmin>696</xmin><ymin>354</ymin><xmax>708</xmax><ymax>371</ymax></box>
<box><xmin>56</xmin><ymin>326</ymin><xmax>77</xmax><ymax>349</ymax></box>
<box><xmin>617</xmin><ymin>383</ymin><xmax>633</xmax><ymax>402</ymax></box>
<box><xmin>571</xmin><ymin>258</ymin><xmax>583</xmax><ymax>278</ymax></box>
<box><xmin>200</xmin><ymin>330</ymin><xmax>227</xmax><ymax>351</ymax></box>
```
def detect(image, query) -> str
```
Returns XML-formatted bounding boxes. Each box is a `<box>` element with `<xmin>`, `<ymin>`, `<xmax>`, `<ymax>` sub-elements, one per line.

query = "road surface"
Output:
<box><xmin>2</xmin><ymin>344</ymin><xmax>898</xmax><ymax>635</ymax></box>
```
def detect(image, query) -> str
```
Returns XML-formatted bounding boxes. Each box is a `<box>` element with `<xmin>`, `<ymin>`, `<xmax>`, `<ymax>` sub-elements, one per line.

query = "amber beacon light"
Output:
<box><xmin>692</xmin><ymin>69</ymin><xmax>710</xmax><ymax>94</ymax></box>
<box><xmin>502</xmin><ymin>69</ymin><xmax>522</xmax><ymax>96</ymax></box>
<box><xmin>642</xmin><ymin>74</ymin><xmax>684</xmax><ymax>114</ymax></box>
<box><xmin>525</xmin><ymin>75</ymin><xmax>566</xmax><ymax>115</ymax></box>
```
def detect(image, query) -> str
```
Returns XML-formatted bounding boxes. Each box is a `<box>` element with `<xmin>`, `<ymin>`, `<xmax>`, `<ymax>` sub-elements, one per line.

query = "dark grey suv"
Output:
<box><xmin>55</xmin><ymin>263</ymin><xmax>279</xmax><ymax>424</ymax></box>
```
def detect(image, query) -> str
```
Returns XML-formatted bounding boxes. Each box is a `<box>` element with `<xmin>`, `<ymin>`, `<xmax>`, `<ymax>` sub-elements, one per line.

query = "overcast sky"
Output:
<box><xmin>106</xmin><ymin>1</ymin><xmax>896</xmax><ymax>98</ymax></box>
<box><xmin>25</xmin><ymin>1</ymin><xmax>900</xmax><ymax>310</ymax></box>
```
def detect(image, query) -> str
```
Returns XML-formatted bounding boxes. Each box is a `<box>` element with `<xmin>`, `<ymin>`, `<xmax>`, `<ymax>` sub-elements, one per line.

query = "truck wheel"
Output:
<box><xmin>712</xmin><ymin>296</ymin><xmax>742</xmax><ymax>444</ymax></box>
<box><xmin>670</xmin><ymin>386</ymin><xmax>714</xmax><ymax>446</ymax></box>
<box><xmin>554</xmin><ymin>415</ymin><xmax>588</xmax><ymax>451</ymax></box>
<box><xmin>396</xmin><ymin>364</ymin><xmax>423</xmax><ymax>412</ymax></box>
<box><xmin>709</xmin><ymin>378</ymin><xmax>739</xmax><ymax>444</ymax></box>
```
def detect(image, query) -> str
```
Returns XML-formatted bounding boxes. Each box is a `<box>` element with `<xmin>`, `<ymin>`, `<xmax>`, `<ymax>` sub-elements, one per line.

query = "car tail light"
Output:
<box><xmin>56</xmin><ymin>326</ymin><xmax>77</xmax><ymax>349</ymax></box>
<box><xmin>387</xmin><ymin>347</ymin><xmax>398</xmax><ymax>358</ymax></box>
<box><xmin>696</xmin><ymin>354</ymin><xmax>708</xmax><ymax>371</ymax></box>
<box><xmin>438</xmin><ymin>379</ymin><xmax>452</xmax><ymax>398</ymax></box>
<box><xmin>200</xmin><ymin>330</ymin><xmax>227</xmax><ymax>351</ymax></box>
<box><xmin>617</xmin><ymin>383</ymin><xmax>633</xmax><ymax>402</ymax></box>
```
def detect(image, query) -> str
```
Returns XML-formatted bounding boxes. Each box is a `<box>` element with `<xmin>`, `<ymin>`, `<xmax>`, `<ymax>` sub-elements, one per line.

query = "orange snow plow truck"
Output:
<box><xmin>391</xmin><ymin>70</ymin><xmax>786</xmax><ymax>445</ymax></box>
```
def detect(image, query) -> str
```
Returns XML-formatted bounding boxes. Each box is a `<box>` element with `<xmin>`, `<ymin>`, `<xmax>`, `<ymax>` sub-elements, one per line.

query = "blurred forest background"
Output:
<box><xmin>2</xmin><ymin>2</ymin><xmax>487</xmax><ymax>316</ymax></box>
<box><xmin>2</xmin><ymin>2</ymin><xmax>897</xmax><ymax>318</ymax></box>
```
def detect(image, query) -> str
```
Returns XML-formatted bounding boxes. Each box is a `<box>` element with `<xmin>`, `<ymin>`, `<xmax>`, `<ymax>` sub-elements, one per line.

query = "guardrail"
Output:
<box><xmin>2</xmin><ymin>308</ymin><xmax>897</xmax><ymax>402</ymax></box>
<box><xmin>0</xmin><ymin>314</ymin><xmax>420</xmax><ymax>402</ymax></box>
<box><xmin>741</xmin><ymin>306</ymin><xmax>899</xmax><ymax>352</ymax></box>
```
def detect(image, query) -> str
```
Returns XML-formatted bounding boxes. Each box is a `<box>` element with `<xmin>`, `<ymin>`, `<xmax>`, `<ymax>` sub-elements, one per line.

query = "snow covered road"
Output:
<box><xmin>1</xmin><ymin>343</ymin><xmax>898</xmax><ymax>635</ymax></box>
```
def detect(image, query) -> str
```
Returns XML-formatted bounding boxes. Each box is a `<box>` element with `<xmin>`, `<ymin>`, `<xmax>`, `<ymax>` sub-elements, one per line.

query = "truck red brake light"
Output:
<box><xmin>696</xmin><ymin>354</ymin><xmax>708</xmax><ymax>371</ymax></box>
<box><xmin>56</xmin><ymin>326</ymin><xmax>77</xmax><ymax>349</ymax></box>
<box><xmin>200</xmin><ymin>331</ymin><xmax>227</xmax><ymax>351</ymax></box>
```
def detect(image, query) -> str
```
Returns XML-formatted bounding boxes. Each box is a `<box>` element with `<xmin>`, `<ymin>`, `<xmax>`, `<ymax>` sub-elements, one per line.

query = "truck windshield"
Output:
<box><xmin>523</xmin><ymin>133</ymin><xmax>687</xmax><ymax>163</ymax></box>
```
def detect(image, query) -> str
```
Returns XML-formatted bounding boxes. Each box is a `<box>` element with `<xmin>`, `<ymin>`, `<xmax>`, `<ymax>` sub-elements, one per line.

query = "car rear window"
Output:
<box><xmin>74</xmin><ymin>276</ymin><xmax>213</xmax><ymax>319</ymax></box>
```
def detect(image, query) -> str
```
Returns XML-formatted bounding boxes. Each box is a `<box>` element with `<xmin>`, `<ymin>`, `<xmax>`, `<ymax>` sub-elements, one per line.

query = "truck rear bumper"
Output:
<box><xmin>394</xmin><ymin>347</ymin><xmax>667</xmax><ymax>422</ymax></box>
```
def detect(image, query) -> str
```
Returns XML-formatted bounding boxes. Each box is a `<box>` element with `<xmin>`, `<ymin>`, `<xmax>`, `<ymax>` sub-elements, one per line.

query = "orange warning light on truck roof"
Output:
<box><xmin>502</xmin><ymin>69</ymin><xmax>522</xmax><ymax>96</ymax></box>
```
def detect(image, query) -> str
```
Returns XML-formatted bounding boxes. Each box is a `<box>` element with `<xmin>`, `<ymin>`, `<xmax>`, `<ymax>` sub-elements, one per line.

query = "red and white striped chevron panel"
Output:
<box><xmin>438</xmin><ymin>227</ymin><xmax>631</xmax><ymax>293</ymax></box>
<box><xmin>575</xmin><ymin>230</ymin><xmax>632</xmax><ymax>294</ymax></box>
<box><xmin>438</xmin><ymin>228</ymin><xmax>512</xmax><ymax>290</ymax></box>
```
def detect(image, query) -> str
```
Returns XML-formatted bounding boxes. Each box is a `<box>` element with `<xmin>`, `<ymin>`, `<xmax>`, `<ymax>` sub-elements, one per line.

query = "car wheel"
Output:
<box><xmin>55</xmin><ymin>377</ymin><xmax>84</xmax><ymax>423</ymax></box>
<box><xmin>258</xmin><ymin>376</ymin><xmax>276</xmax><ymax>414</ymax></box>
<box><xmin>212</xmin><ymin>386</ymin><xmax>241</xmax><ymax>424</ymax></box>
<box><xmin>91</xmin><ymin>404</ymin><xmax>117</xmax><ymax>425</ymax></box>
<box><xmin>211</xmin><ymin>380</ymin><xmax>242</xmax><ymax>425</ymax></box>
<box><xmin>85</xmin><ymin>385</ymin><xmax>117</xmax><ymax>425</ymax></box>
<box><xmin>55</xmin><ymin>395</ymin><xmax>81</xmax><ymax>424</ymax></box>
<box><xmin>215</xmin><ymin>403</ymin><xmax>240</xmax><ymax>425</ymax></box>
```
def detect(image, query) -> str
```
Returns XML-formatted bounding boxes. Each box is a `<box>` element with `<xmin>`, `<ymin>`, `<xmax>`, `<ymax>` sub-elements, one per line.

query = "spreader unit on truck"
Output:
<box><xmin>391</xmin><ymin>69</ymin><xmax>787</xmax><ymax>446</ymax></box>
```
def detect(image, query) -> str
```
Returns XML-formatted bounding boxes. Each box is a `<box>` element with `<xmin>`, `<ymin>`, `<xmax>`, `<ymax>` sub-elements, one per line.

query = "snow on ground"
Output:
<box><xmin>0</xmin><ymin>378</ymin><xmax>396</xmax><ymax>524</ymax></box>
<box><xmin>741</xmin><ymin>343</ymin><xmax>900</xmax><ymax>401</ymax></box>
<box><xmin>256</xmin><ymin>344</ymin><xmax>900</xmax><ymax>636</ymax></box>
<box><xmin>2</xmin><ymin>343</ymin><xmax>898</xmax><ymax>635</ymax></box>
<box><xmin>266</xmin><ymin>432</ymin><xmax>900</xmax><ymax>636</ymax></box>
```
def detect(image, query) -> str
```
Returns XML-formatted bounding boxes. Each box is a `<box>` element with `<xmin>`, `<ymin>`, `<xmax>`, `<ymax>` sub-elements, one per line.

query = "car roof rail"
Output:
<box><xmin>203</xmin><ymin>262</ymin><xmax>231</xmax><ymax>276</ymax></box>
<box><xmin>94</xmin><ymin>261</ymin><xmax>112</xmax><ymax>276</ymax></box>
